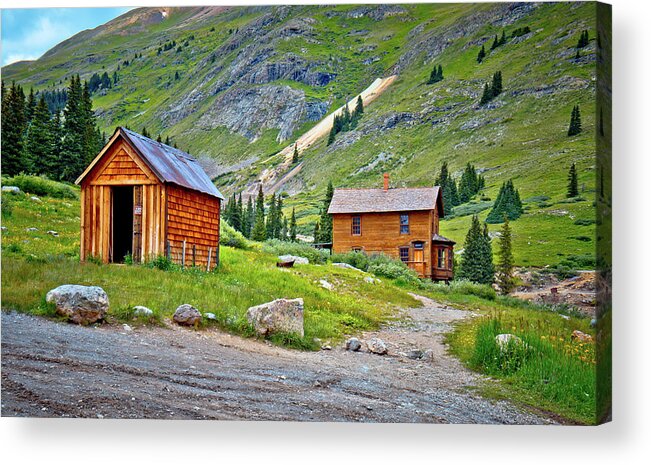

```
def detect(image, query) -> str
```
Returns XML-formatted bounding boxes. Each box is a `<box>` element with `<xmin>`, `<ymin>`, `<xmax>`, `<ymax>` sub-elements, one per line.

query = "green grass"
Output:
<box><xmin>420</xmin><ymin>283</ymin><xmax>597</xmax><ymax>424</ymax></box>
<box><xmin>1</xmin><ymin>191</ymin><xmax>419</xmax><ymax>350</ymax></box>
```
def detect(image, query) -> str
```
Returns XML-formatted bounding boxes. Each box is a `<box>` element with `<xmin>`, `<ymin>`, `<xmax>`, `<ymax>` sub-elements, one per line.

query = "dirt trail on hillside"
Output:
<box><xmin>1</xmin><ymin>296</ymin><xmax>552</xmax><ymax>424</ymax></box>
<box><xmin>244</xmin><ymin>75</ymin><xmax>397</xmax><ymax>198</ymax></box>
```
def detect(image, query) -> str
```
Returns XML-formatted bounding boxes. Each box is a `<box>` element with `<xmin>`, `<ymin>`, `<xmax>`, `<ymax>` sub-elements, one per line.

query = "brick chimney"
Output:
<box><xmin>383</xmin><ymin>173</ymin><xmax>390</xmax><ymax>191</ymax></box>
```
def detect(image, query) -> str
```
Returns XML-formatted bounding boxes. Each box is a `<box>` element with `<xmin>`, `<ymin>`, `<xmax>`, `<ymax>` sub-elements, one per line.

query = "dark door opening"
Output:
<box><xmin>112</xmin><ymin>186</ymin><xmax>134</xmax><ymax>263</ymax></box>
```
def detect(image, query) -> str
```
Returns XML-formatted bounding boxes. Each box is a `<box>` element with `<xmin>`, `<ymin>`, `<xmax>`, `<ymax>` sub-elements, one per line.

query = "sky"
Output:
<box><xmin>1</xmin><ymin>7</ymin><xmax>133</xmax><ymax>66</ymax></box>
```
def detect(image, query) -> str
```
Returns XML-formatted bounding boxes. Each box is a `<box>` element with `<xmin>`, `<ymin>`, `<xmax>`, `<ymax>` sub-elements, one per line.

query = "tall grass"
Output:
<box><xmin>2</xmin><ymin>175</ymin><xmax>79</xmax><ymax>199</ymax></box>
<box><xmin>462</xmin><ymin>314</ymin><xmax>596</xmax><ymax>423</ymax></box>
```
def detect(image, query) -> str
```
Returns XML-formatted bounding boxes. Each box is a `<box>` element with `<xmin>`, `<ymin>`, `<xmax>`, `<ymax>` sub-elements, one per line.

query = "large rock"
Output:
<box><xmin>332</xmin><ymin>263</ymin><xmax>363</xmax><ymax>272</ymax></box>
<box><xmin>367</xmin><ymin>338</ymin><xmax>388</xmax><ymax>355</ymax></box>
<box><xmin>173</xmin><ymin>304</ymin><xmax>202</xmax><ymax>326</ymax></box>
<box><xmin>278</xmin><ymin>254</ymin><xmax>309</xmax><ymax>265</ymax></box>
<box><xmin>246</xmin><ymin>298</ymin><xmax>304</xmax><ymax>337</ymax></box>
<box><xmin>46</xmin><ymin>285</ymin><xmax>109</xmax><ymax>325</ymax></box>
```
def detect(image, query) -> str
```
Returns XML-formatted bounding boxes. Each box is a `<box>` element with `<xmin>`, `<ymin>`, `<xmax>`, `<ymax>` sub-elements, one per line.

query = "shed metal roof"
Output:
<box><xmin>76</xmin><ymin>127</ymin><xmax>224</xmax><ymax>200</ymax></box>
<box><xmin>327</xmin><ymin>186</ymin><xmax>443</xmax><ymax>215</ymax></box>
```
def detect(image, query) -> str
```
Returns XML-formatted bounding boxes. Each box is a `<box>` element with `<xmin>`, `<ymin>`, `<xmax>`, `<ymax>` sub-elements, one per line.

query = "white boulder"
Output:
<box><xmin>246</xmin><ymin>298</ymin><xmax>304</xmax><ymax>337</ymax></box>
<box><xmin>46</xmin><ymin>285</ymin><xmax>109</xmax><ymax>325</ymax></box>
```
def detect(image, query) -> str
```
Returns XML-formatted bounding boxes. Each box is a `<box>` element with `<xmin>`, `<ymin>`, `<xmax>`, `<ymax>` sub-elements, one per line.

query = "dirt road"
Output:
<box><xmin>1</xmin><ymin>296</ymin><xmax>552</xmax><ymax>423</ymax></box>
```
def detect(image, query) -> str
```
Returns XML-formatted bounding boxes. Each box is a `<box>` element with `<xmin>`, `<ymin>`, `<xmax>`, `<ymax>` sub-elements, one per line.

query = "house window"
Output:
<box><xmin>438</xmin><ymin>247</ymin><xmax>446</xmax><ymax>268</ymax></box>
<box><xmin>400</xmin><ymin>214</ymin><xmax>409</xmax><ymax>234</ymax></box>
<box><xmin>399</xmin><ymin>247</ymin><xmax>410</xmax><ymax>263</ymax></box>
<box><xmin>447</xmin><ymin>248</ymin><xmax>453</xmax><ymax>270</ymax></box>
<box><xmin>351</xmin><ymin>216</ymin><xmax>361</xmax><ymax>236</ymax></box>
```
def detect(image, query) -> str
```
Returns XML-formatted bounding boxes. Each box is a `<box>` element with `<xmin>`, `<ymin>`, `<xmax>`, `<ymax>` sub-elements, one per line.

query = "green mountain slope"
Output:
<box><xmin>2</xmin><ymin>3</ymin><xmax>599</xmax><ymax>267</ymax></box>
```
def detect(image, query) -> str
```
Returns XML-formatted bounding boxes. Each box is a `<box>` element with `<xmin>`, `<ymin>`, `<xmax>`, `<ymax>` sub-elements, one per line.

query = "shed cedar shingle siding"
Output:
<box><xmin>76</xmin><ymin>127</ymin><xmax>223</xmax><ymax>269</ymax></box>
<box><xmin>328</xmin><ymin>185</ymin><xmax>454</xmax><ymax>281</ymax></box>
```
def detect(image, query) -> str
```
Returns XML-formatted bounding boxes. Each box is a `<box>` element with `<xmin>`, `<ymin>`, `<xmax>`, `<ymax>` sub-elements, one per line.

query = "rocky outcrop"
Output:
<box><xmin>196</xmin><ymin>85</ymin><xmax>328</xmax><ymax>142</ymax></box>
<box><xmin>46</xmin><ymin>285</ymin><xmax>109</xmax><ymax>325</ymax></box>
<box><xmin>246</xmin><ymin>298</ymin><xmax>304</xmax><ymax>337</ymax></box>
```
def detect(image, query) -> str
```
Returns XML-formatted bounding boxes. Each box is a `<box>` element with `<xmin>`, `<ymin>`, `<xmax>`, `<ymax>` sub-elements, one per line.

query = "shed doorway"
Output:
<box><xmin>111</xmin><ymin>186</ymin><xmax>134</xmax><ymax>263</ymax></box>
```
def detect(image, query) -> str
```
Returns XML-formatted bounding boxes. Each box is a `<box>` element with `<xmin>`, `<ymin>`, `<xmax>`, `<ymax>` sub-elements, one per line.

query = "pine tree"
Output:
<box><xmin>1</xmin><ymin>81</ymin><xmax>28</xmax><ymax>176</ymax></box>
<box><xmin>46</xmin><ymin>111</ymin><xmax>63</xmax><ymax>179</ymax></box>
<box><xmin>327</xmin><ymin>125</ymin><xmax>336</xmax><ymax>146</ymax></box>
<box><xmin>242</xmin><ymin>196</ymin><xmax>253</xmax><ymax>238</ymax></box>
<box><xmin>24</xmin><ymin>96</ymin><xmax>54</xmax><ymax>175</ymax></box>
<box><xmin>156</xmin><ymin>134</ymin><xmax>162</xmax><ymax>143</ymax></box>
<box><xmin>354</xmin><ymin>95</ymin><xmax>364</xmax><ymax>117</ymax></box>
<box><xmin>457</xmin><ymin>215</ymin><xmax>494</xmax><ymax>285</ymax></box>
<box><xmin>486</xmin><ymin>179</ymin><xmax>523</xmax><ymax>223</ymax></box>
<box><xmin>458</xmin><ymin>163</ymin><xmax>481</xmax><ymax>203</ymax></box>
<box><xmin>499</xmin><ymin>30</ymin><xmax>507</xmax><ymax>46</ymax></box>
<box><xmin>480</xmin><ymin>82</ymin><xmax>492</xmax><ymax>106</ymax></box>
<box><xmin>165</xmin><ymin>135</ymin><xmax>171</xmax><ymax>145</ymax></box>
<box><xmin>496</xmin><ymin>216</ymin><xmax>516</xmax><ymax>295</ymax></box>
<box><xmin>567</xmin><ymin>163</ymin><xmax>579</xmax><ymax>198</ymax></box>
<box><xmin>568</xmin><ymin>105</ymin><xmax>582</xmax><ymax>136</ymax></box>
<box><xmin>289</xmin><ymin>207</ymin><xmax>297</xmax><ymax>242</ymax></box>
<box><xmin>477</xmin><ymin>44</ymin><xmax>486</xmax><ymax>63</ymax></box>
<box><xmin>492</xmin><ymin>71</ymin><xmax>503</xmax><ymax>96</ymax></box>
<box><xmin>491</xmin><ymin>35</ymin><xmax>499</xmax><ymax>50</ymax></box>
<box><xmin>292</xmin><ymin>143</ymin><xmax>299</xmax><ymax>164</ymax></box>
<box><xmin>142</xmin><ymin>127</ymin><xmax>150</xmax><ymax>138</ymax></box>
<box><xmin>251</xmin><ymin>184</ymin><xmax>267</xmax><ymax>241</ymax></box>
<box><xmin>577</xmin><ymin>30</ymin><xmax>589</xmax><ymax>48</ymax></box>
<box><xmin>435</xmin><ymin>162</ymin><xmax>460</xmax><ymax>215</ymax></box>
<box><xmin>318</xmin><ymin>181</ymin><xmax>335</xmax><ymax>242</ymax></box>
<box><xmin>231</xmin><ymin>193</ymin><xmax>242</xmax><ymax>232</ymax></box>
<box><xmin>25</xmin><ymin>87</ymin><xmax>36</xmax><ymax>123</ymax></box>
<box><xmin>428</xmin><ymin>64</ymin><xmax>444</xmax><ymax>84</ymax></box>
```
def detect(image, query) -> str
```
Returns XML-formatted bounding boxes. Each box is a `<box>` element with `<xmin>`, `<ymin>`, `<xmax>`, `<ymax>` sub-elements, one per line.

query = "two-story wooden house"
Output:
<box><xmin>328</xmin><ymin>174</ymin><xmax>455</xmax><ymax>281</ymax></box>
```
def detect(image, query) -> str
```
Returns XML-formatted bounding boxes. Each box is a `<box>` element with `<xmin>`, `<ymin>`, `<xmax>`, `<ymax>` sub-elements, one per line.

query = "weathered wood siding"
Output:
<box><xmin>166</xmin><ymin>184</ymin><xmax>220</xmax><ymax>270</ymax></box>
<box><xmin>80</xmin><ymin>184</ymin><xmax>112</xmax><ymax>262</ymax></box>
<box><xmin>332</xmin><ymin>210</ymin><xmax>434</xmax><ymax>278</ymax></box>
<box><xmin>80</xmin><ymin>139</ymin><xmax>163</xmax><ymax>263</ymax></box>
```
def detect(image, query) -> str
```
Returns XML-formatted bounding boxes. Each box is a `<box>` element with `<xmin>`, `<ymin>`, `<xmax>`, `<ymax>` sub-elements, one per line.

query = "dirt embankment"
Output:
<box><xmin>513</xmin><ymin>271</ymin><xmax>596</xmax><ymax>316</ymax></box>
<box><xmin>1</xmin><ymin>296</ymin><xmax>552</xmax><ymax>424</ymax></box>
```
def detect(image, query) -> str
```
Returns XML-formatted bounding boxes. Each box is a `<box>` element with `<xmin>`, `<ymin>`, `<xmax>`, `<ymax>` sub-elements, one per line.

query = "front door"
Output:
<box><xmin>413</xmin><ymin>248</ymin><xmax>425</xmax><ymax>277</ymax></box>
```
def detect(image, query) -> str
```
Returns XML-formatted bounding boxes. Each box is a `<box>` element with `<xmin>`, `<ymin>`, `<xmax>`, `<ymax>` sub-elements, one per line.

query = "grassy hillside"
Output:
<box><xmin>2</xmin><ymin>3</ymin><xmax>599</xmax><ymax>268</ymax></box>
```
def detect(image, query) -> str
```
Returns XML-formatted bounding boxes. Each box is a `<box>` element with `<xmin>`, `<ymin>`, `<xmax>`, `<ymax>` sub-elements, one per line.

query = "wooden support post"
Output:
<box><xmin>182</xmin><ymin>240</ymin><xmax>186</xmax><ymax>269</ymax></box>
<box><xmin>207</xmin><ymin>247</ymin><xmax>212</xmax><ymax>271</ymax></box>
<box><xmin>192</xmin><ymin>244</ymin><xmax>196</xmax><ymax>267</ymax></box>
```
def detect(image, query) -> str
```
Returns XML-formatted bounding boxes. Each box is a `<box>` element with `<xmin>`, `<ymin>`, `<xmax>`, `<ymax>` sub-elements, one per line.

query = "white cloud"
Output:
<box><xmin>2</xmin><ymin>15</ymin><xmax>77</xmax><ymax>66</ymax></box>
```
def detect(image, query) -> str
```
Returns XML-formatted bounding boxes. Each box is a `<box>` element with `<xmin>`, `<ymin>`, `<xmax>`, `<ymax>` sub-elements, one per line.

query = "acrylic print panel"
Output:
<box><xmin>0</xmin><ymin>2</ymin><xmax>611</xmax><ymax>425</ymax></box>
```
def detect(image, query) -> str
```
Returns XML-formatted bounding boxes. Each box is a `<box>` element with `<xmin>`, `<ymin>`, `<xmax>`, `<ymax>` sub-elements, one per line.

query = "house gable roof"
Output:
<box><xmin>327</xmin><ymin>186</ymin><xmax>444</xmax><ymax>216</ymax></box>
<box><xmin>76</xmin><ymin>127</ymin><xmax>224</xmax><ymax>200</ymax></box>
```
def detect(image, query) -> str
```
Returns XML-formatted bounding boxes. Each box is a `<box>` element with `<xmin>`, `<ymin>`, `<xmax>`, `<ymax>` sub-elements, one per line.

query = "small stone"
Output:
<box><xmin>30</xmin><ymin>196</ymin><xmax>42</xmax><ymax>203</ymax></box>
<box><xmin>122</xmin><ymin>324</ymin><xmax>133</xmax><ymax>332</ymax></box>
<box><xmin>495</xmin><ymin>334</ymin><xmax>525</xmax><ymax>351</ymax></box>
<box><xmin>279</xmin><ymin>375</ymin><xmax>287</xmax><ymax>380</ymax></box>
<box><xmin>590</xmin><ymin>318</ymin><xmax>597</xmax><ymax>328</ymax></box>
<box><xmin>26</xmin><ymin>227</ymin><xmax>39</xmax><ymax>232</ymax></box>
<box><xmin>1</xmin><ymin>226</ymin><xmax>7</xmax><ymax>231</ymax></box>
<box><xmin>133</xmin><ymin>306</ymin><xmax>153</xmax><ymax>317</ymax></box>
<box><xmin>367</xmin><ymin>338</ymin><xmax>388</xmax><ymax>355</ymax></box>
<box><xmin>364</xmin><ymin>276</ymin><xmax>377</xmax><ymax>284</ymax></box>
<box><xmin>406</xmin><ymin>349</ymin><xmax>424</xmax><ymax>360</ymax></box>
<box><xmin>46</xmin><ymin>230</ymin><xmax>59</xmax><ymax>237</ymax></box>
<box><xmin>321</xmin><ymin>344</ymin><xmax>332</xmax><ymax>351</ymax></box>
<box><xmin>2</xmin><ymin>186</ymin><xmax>21</xmax><ymax>194</ymax></box>
<box><xmin>559</xmin><ymin>314</ymin><xmax>570</xmax><ymax>320</ymax></box>
<box><xmin>571</xmin><ymin>330</ymin><xmax>593</xmax><ymax>343</ymax></box>
<box><xmin>278</xmin><ymin>254</ymin><xmax>309</xmax><ymax>265</ymax></box>
<box><xmin>345</xmin><ymin>337</ymin><xmax>362</xmax><ymax>352</ymax></box>
<box><xmin>319</xmin><ymin>279</ymin><xmax>334</xmax><ymax>290</ymax></box>
<box><xmin>203</xmin><ymin>312</ymin><xmax>217</xmax><ymax>320</ymax></box>
<box><xmin>313</xmin><ymin>380</ymin><xmax>322</xmax><ymax>387</ymax></box>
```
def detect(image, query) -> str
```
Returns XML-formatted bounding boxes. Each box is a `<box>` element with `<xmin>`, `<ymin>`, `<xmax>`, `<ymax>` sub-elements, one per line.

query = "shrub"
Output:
<box><xmin>1</xmin><ymin>195</ymin><xmax>14</xmax><ymax>218</ymax></box>
<box><xmin>424</xmin><ymin>279</ymin><xmax>497</xmax><ymax>300</ymax></box>
<box><xmin>263</xmin><ymin>239</ymin><xmax>330</xmax><ymax>264</ymax></box>
<box><xmin>330</xmin><ymin>251</ymin><xmax>417</xmax><ymax>281</ymax></box>
<box><xmin>524</xmin><ymin>195</ymin><xmax>551</xmax><ymax>203</ymax></box>
<box><xmin>330</xmin><ymin>251</ymin><xmax>370</xmax><ymax>270</ymax></box>
<box><xmin>447</xmin><ymin>200</ymin><xmax>493</xmax><ymax>219</ymax></box>
<box><xmin>145</xmin><ymin>255</ymin><xmax>176</xmax><ymax>271</ymax></box>
<box><xmin>220</xmin><ymin>221</ymin><xmax>255</xmax><ymax>250</ymax></box>
<box><xmin>470</xmin><ymin>318</ymin><xmax>533</xmax><ymax>375</ymax></box>
<box><xmin>560</xmin><ymin>254</ymin><xmax>596</xmax><ymax>269</ymax></box>
<box><xmin>571</xmin><ymin>235</ymin><xmax>592</xmax><ymax>242</ymax></box>
<box><xmin>2</xmin><ymin>175</ymin><xmax>78</xmax><ymax>199</ymax></box>
<box><xmin>368</xmin><ymin>262</ymin><xmax>419</xmax><ymax>282</ymax></box>
<box><xmin>574</xmin><ymin>218</ymin><xmax>596</xmax><ymax>226</ymax></box>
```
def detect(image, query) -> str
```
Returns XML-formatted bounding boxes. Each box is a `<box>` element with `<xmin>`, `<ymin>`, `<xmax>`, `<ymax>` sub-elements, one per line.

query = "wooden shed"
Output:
<box><xmin>75</xmin><ymin>127</ymin><xmax>224</xmax><ymax>270</ymax></box>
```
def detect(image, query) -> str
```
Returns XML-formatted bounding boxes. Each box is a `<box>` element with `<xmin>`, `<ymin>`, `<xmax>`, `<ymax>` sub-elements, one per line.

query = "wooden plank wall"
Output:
<box><xmin>166</xmin><ymin>184</ymin><xmax>220</xmax><ymax>270</ymax></box>
<box><xmin>332</xmin><ymin>210</ymin><xmax>433</xmax><ymax>278</ymax></box>
<box><xmin>138</xmin><ymin>183</ymin><xmax>165</xmax><ymax>262</ymax></box>
<box><xmin>80</xmin><ymin>184</ymin><xmax>112</xmax><ymax>263</ymax></box>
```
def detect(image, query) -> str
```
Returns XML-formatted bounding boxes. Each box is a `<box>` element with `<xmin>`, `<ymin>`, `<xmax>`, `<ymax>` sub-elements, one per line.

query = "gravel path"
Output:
<box><xmin>1</xmin><ymin>296</ymin><xmax>553</xmax><ymax>423</ymax></box>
